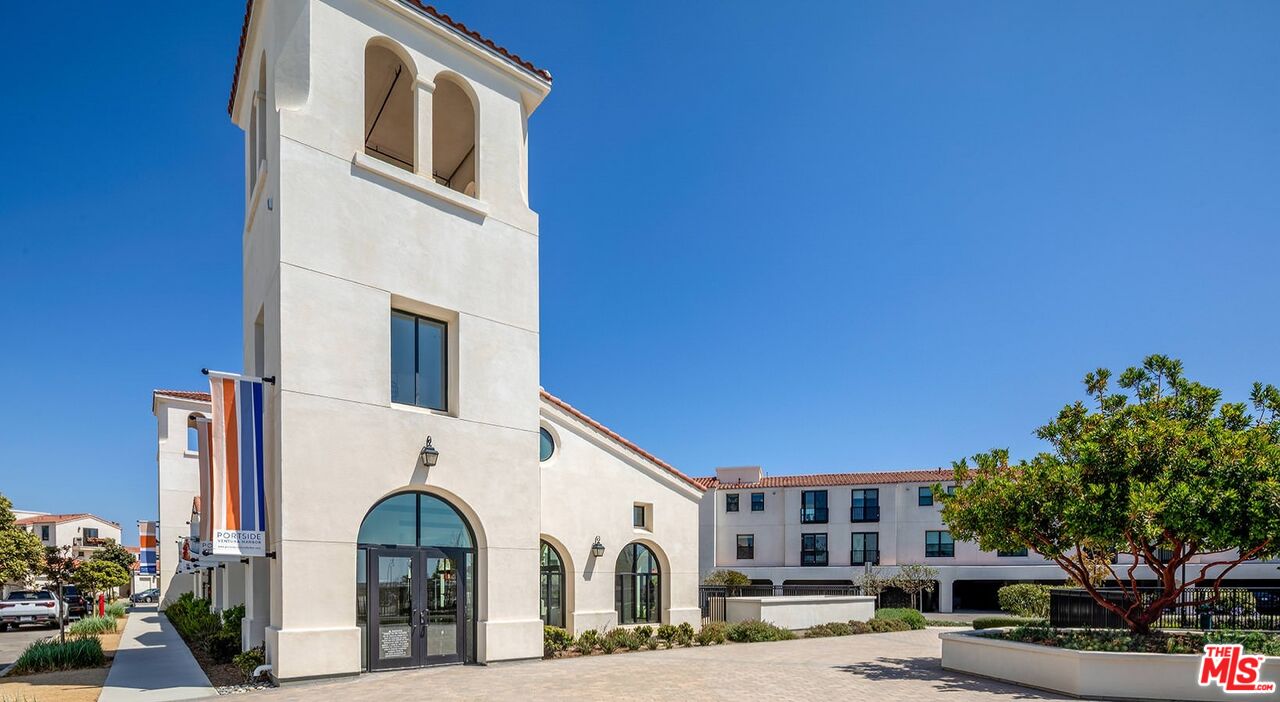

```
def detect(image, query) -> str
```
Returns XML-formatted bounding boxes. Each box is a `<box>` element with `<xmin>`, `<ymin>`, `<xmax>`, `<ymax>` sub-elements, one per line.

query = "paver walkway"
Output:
<box><xmin>99</xmin><ymin>604</ymin><xmax>215</xmax><ymax>702</ymax></box>
<box><xmin>205</xmin><ymin>627</ymin><xmax>1077</xmax><ymax>701</ymax></box>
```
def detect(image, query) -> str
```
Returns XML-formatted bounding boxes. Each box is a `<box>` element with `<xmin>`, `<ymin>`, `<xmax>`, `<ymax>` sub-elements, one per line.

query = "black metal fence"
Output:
<box><xmin>1049</xmin><ymin>587</ymin><xmax>1280</xmax><ymax>631</ymax></box>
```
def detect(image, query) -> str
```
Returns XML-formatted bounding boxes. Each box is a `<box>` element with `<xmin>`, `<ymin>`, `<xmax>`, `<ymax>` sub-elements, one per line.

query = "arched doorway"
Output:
<box><xmin>539</xmin><ymin>540</ymin><xmax>564</xmax><ymax>628</ymax></box>
<box><xmin>356</xmin><ymin>492</ymin><xmax>475</xmax><ymax>671</ymax></box>
<box><xmin>615</xmin><ymin>542</ymin><xmax>661</xmax><ymax>624</ymax></box>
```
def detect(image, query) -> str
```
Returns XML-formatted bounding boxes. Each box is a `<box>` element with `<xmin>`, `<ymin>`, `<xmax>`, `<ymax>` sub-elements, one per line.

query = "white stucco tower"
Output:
<box><xmin>228</xmin><ymin>0</ymin><xmax>551</xmax><ymax>681</ymax></box>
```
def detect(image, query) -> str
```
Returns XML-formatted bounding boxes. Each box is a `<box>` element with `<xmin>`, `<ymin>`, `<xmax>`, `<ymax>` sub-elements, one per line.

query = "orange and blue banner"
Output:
<box><xmin>206</xmin><ymin>372</ymin><xmax>267</xmax><ymax>557</ymax></box>
<box><xmin>138</xmin><ymin>521</ymin><xmax>157</xmax><ymax>575</ymax></box>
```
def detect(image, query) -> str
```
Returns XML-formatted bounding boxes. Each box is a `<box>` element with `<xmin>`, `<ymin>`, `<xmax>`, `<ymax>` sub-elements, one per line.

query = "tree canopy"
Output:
<box><xmin>0</xmin><ymin>493</ymin><xmax>43</xmax><ymax>585</ymax></box>
<box><xmin>92</xmin><ymin>542</ymin><xmax>137</xmax><ymax>572</ymax></box>
<box><xmin>942</xmin><ymin>355</ymin><xmax>1280</xmax><ymax>633</ymax></box>
<box><xmin>702</xmin><ymin>569</ymin><xmax>752</xmax><ymax>587</ymax></box>
<box><xmin>74</xmin><ymin>560</ymin><xmax>130</xmax><ymax>597</ymax></box>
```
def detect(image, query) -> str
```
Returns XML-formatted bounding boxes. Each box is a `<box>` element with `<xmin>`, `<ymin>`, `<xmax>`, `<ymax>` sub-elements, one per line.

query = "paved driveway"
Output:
<box><xmin>214</xmin><ymin>628</ymin><xmax>1074</xmax><ymax>701</ymax></box>
<box><xmin>0</xmin><ymin>625</ymin><xmax>54</xmax><ymax>670</ymax></box>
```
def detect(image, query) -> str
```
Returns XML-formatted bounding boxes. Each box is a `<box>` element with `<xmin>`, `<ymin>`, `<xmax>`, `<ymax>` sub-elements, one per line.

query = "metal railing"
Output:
<box><xmin>851</xmin><ymin>506</ymin><xmax>880</xmax><ymax>522</ymax></box>
<box><xmin>1049</xmin><ymin>587</ymin><xmax>1280</xmax><ymax>631</ymax></box>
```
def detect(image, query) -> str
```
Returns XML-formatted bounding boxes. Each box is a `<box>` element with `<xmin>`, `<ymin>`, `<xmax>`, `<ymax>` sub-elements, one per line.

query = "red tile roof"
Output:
<box><xmin>694</xmin><ymin>468</ymin><xmax>955</xmax><ymax>490</ymax></box>
<box><xmin>153</xmin><ymin>390</ymin><xmax>211</xmax><ymax>403</ymax></box>
<box><xmin>15</xmin><ymin>513</ymin><xmax>121</xmax><ymax>528</ymax></box>
<box><xmin>540</xmin><ymin>390</ymin><xmax>706</xmax><ymax>492</ymax></box>
<box><xmin>227</xmin><ymin>0</ymin><xmax>552</xmax><ymax>117</ymax></box>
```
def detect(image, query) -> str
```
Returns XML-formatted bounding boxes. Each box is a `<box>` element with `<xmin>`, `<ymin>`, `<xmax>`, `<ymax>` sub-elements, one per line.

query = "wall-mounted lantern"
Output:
<box><xmin>420</xmin><ymin>436</ymin><xmax>440</xmax><ymax>467</ymax></box>
<box><xmin>591</xmin><ymin>536</ymin><xmax>605</xmax><ymax>559</ymax></box>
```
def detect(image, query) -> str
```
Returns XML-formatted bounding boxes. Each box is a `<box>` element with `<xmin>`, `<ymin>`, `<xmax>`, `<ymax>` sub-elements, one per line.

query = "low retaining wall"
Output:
<box><xmin>940</xmin><ymin>629</ymin><xmax>1277</xmax><ymax>701</ymax></box>
<box><xmin>724</xmin><ymin>595</ymin><xmax>875</xmax><ymax>629</ymax></box>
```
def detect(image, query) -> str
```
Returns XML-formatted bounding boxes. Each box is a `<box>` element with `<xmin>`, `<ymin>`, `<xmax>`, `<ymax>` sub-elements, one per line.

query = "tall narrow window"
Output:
<box><xmin>750</xmin><ymin>492</ymin><xmax>765</xmax><ymax>512</ymax></box>
<box><xmin>725</xmin><ymin>494</ymin><xmax>739</xmax><ymax>512</ymax></box>
<box><xmin>365</xmin><ymin>44</ymin><xmax>414</xmax><ymax>171</ymax></box>
<box><xmin>800</xmin><ymin>490</ymin><xmax>828</xmax><ymax>524</ymax></box>
<box><xmin>249</xmin><ymin>56</ymin><xmax>267</xmax><ymax>191</ymax></box>
<box><xmin>432</xmin><ymin>75</ymin><xmax>477</xmax><ymax>195</ymax></box>
<box><xmin>801</xmin><ymin>533</ymin><xmax>828</xmax><ymax>566</ymax></box>
<box><xmin>390</xmin><ymin>310</ymin><xmax>447</xmax><ymax>411</ymax></box>
<box><xmin>918</xmin><ymin>486</ymin><xmax>934</xmax><ymax>506</ymax></box>
<box><xmin>540</xmin><ymin>541</ymin><xmax>564</xmax><ymax>628</ymax></box>
<box><xmin>851</xmin><ymin>489</ymin><xmax>879</xmax><ymax>522</ymax></box>
<box><xmin>851</xmin><ymin>532</ymin><xmax>879</xmax><ymax>565</ymax></box>
<box><xmin>615</xmin><ymin>543</ymin><xmax>660</xmax><ymax>625</ymax></box>
<box><xmin>736</xmin><ymin>534</ymin><xmax>754</xmax><ymax>560</ymax></box>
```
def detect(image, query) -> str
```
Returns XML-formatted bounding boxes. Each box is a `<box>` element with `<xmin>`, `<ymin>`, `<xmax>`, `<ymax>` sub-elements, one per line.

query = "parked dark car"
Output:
<box><xmin>63</xmin><ymin>593</ymin><xmax>88</xmax><ymax>618</ymax></box>
<box><xmin>130</xmin><ymin>588</ymin><xmax>159</xmax><ymax>604</ymax></box>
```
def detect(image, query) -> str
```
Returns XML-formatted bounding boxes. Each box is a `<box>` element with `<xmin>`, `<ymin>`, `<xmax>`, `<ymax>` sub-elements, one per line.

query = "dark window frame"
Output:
<box><xmin>851</xmin><ymin>531</ymin><xmax>879</xmax><ymax>565</ymax></box>
<box><xmin>800</xmin><ymin>490</ymin><xmax>829</xmax><ymax>524</ymax></box>
<box><xmin>40</xmin><ymin>525</ymin><xmax>50</xmax><ymax>540</ymax></box>
<box><xmin>615</xmin><ymin>542</ymin><xmax>661</xmax><ymax>625</ymax></box>
<box><xmin>851</xmin><ymin>488</ymin><xmax>880</xmax><ymax>522</ymax></box>
<box><xmin>725</xmin><ymin>494</ymin><xmax>739</xmax><ymax>512</ymax></box>
<box><xmin>539</xmin><ymin>427</ymin><xmax>555</xmax><ymax>462</ymax></box>
<box><xmin>390</xmin><ymin>309</ymin><xmax>449</xmax><ymax>411</ymax></box>
<box><xmin>801</xmin><ymin>532</ymin><xmax>828</xmax><ymax>566</ymax></box>
<box><xmin>925</xmin><ymin>530</ymin><xmax>954</xmax><ymax>558</ymax></box>
<box><xmin>918</xmin><ymin>486</ymin><xmax>934</xmax><ymax>506</ymax></box>
<box><xmin>750</xmin><ymin>492</ymin><xmax>765</xmax><ymax>512</ymax></box>
<box><xmin>633</xmin><ymin>505</ymin><xmax>647</xmax><ymax>529</ymax></box>
<box><xmin>736</xmin><ymin>534</ymin><xmax>754</xmax><ymax>560</ymax></box>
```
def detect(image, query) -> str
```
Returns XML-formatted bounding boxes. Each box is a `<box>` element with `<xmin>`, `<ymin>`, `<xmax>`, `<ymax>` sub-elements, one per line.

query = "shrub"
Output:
<box><xmin>599</xmin><ymin>629</ymin><xmax>624</xmax><ymax>654</ymax></box>
<box><xmin>164</xmin><ymin>594</ymin><xmax>243</xmax><ymax>663</ymax></box>
<box><xmin>105</xmin><ymin>601</ymin><xmax>127</xmax><ymax>619</ymax></box>
<box><xmin>972</xmin><ymin>615</ymin><xmax>1044</xmax><ymax>630</ymax></box>
<box><xmin>997</xmin><ymin>584</ymin><xmax>1052</xmax><ymax>619</ymax></box>
<box><xmin>805</xmin><ymin>624</ymin><xmax>836</xmax><ymax>638</ymax></box>
<box><xmin>987</xmin><ymin>626</ymin><xmax>1280</xmax><ymax>655</ymax></box>
<box><xmin>725</xmin><ymin>620</ymin><xmax>795</xmax><ymax>643</ymax></box>
<box><xmin>847</xmin><ymin>620</ymin><xmax>873</xmax><ymax>635</ymax></box>
<box><xmin>695</xmin><ymin>621</ymin><xmax>727</xmax><ymax>646</ymax></box>
<box><xmin>11</xmin><ymin>637</ymin><xmax>105</xmax><ymax>675</ymax></box>
<box><xmin>676</xmin><ymin>622</ymin><xmax>695</xmax><ymax>646</ymax></box>
<box><xmin>232</xmin><ymin>645</ymin><xmax>267</xmax><ymax>681</ymax></box>
<box><xmin>543</xmin><ymin>626</ymin><xmax>573</xmax><ymax>657</ymax></box>
<box><xmin>874</xmin><ymin>608</ymin><xmax>927</xmax><ymax>630</ymax></box>
<box><xmin>68</xmin><ymin>615</ymin><xmax>117</xmax><ymax>637</ymax></box>
<box><xmin>574</xmin><ymin>629</ymin><xmax>600</xmax><ymax>655</ymax></box>
<box><xmin>868</xmin><ymin>617</ymin><xmax>910</xmax><ymax>633</ymax></box>
<box><xmin>702</xmin><ymin>569</ymin><xmax>751</xmax><ymax>587</ymax></box>
<box><xmin>656</xmin><ymin>623</ymin><xmax>678</xmax><ymax>643</ymax></box>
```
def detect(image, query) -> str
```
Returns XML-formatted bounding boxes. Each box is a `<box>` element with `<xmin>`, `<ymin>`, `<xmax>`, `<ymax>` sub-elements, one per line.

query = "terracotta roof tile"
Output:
<box><xmin>695</xmin><ymin>468</ymin><xmax>955</xmax><ymax>490</ymax></box>
<box><xmin>540</xmin><ymin>389</ymin><xmax>705</xmax><ymax>492</ymax></box>
<box><xmin>153</xmin><ymin>390</ymin><xmax>211</xmax><ymax>402</ymax></box>
<box><xmin>15</xmin><ymin>513</ymin><xmax>121</xmax><ymax>527</ymax></box>
<box><xmin>227</xmin><ymin>0</ymin><xmax>551</xmax><ymax>117</ymax></box>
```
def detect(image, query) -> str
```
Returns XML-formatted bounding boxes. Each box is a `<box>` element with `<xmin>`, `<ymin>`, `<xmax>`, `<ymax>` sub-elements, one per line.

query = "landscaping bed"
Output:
<box><xmin>986</xmin><ymin>625</ymin><xmax>1280</xmax><ymax>655</ymax></box>
<box><xmin>0</xmin><ymin>609</ymin><xmax>129</xmax><ymax>702</ymax></box>
<box><xmin>542</xmin><ymin>608</ymin><xmax>926</xmax><ymax>658</ymax></box>
<box><xmin>164</xmin><ymin>593</ymin><xmax>271</xmax><ymax>693</ymax></box>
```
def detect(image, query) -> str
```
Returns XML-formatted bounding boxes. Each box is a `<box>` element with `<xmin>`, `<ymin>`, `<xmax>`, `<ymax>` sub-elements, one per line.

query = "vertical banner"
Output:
<box><xmin>196</xmin><ymin>417</ymin><xmax>213</xmax><ymax>543</ymax></box>
<box><xmin>138</xmin><ymin>521</ymin><xmax>157</xmax><ymax>575</ymax></box>
<box><xmin>208</xmin><ymin>372</ymin><xmax>268</xmax><ymax>557</ymax></box>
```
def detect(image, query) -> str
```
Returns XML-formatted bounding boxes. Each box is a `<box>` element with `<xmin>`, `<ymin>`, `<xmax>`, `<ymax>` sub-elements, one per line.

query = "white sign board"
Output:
<box><xmin>212</xmin><ymin>529</ymin><xmax>267</xmax><ymax>558</ymax></box>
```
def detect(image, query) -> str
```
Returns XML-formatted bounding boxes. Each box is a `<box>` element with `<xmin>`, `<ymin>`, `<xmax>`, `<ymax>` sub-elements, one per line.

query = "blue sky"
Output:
<box><xmin>1</xmin><ymin>2</ymin><xmax>1277</xmax><ymax>545</ymax></box>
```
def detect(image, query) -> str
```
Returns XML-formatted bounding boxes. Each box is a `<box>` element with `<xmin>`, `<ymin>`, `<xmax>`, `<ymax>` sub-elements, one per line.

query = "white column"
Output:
<box><xmin>243</xmin><ymin>558</ymin><xmax>271</xmax><ymax>649</ymax></box>
<box><xmin>414</xmin><ymin>77</ymin><xmax>435</xmax><ymax>180</ymax></box>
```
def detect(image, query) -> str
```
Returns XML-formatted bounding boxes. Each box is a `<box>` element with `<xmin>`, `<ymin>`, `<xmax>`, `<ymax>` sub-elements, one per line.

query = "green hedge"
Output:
<box><xmin>11</xmin><ymin>637</ymin><xmax>105</xmax><ymax>675</ymax></box>
<box><xmin>997</xmin><ymin>584</ymin><xmax>1053</xmax><ymax>619</ymax></box>
<box><xmin>725</xmin><ymin>620</ymin><xmax>796</xmax><ymax>643</ymax></box>
<box><xmin>874</xmin><ymin>608</ymin><xmax>927</xmax><ymax>630</ymax></box>
<box><xmin>164</xmin><ymin>593</ymin><xmax>243</xmax><ymax>663</ymax></box>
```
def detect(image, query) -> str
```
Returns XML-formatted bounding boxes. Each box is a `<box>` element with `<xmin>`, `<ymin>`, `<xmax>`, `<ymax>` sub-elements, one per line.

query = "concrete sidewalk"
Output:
<box><xmin>99</xmin><ymin>604</ymin><xmax>215</xmax><ymax>702</ymax></box>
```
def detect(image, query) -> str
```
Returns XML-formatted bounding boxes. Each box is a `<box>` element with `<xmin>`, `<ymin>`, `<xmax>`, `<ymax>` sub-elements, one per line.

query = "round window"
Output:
<box><xmin>539</xmin><ymin>427</ymin><xmax>555</xmax><ymax>462</ymax></box>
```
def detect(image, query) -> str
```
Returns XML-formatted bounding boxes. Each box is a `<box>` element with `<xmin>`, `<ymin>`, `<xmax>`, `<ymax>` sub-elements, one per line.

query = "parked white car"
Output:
<box><xmin>0</xmin><ymin>590</ymin><xmax>67</xmax><ymax>630</ymax></box>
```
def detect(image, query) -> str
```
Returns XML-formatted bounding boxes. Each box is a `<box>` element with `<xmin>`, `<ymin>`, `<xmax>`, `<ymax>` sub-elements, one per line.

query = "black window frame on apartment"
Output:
<box><xmin>800</xmin><ymin>490</ymin><xmax>829</xmax><ymax>524</ymax></box>
<box><xmin>725</xmin><ymin>494</ymin><xmax>739</xmax><ymax>512</ymax></box>
<box><xmin>801</xmin><ymin>532</ymin><xmax>828</xmax><ymax>566</ymax></box>
<box><xmin>751</xmin><ymin>492</ymin><xmax>765</xmax><ymax>512</ymax></box>
<box><xmin>736</xmin><ymin>534</ymin><xmax>754</xmax><ymax>560</ymax></box>
<box><xmin>851</xmin><ymin>488</ymin><xmax>880</xmax><ymax>522</ymax></box>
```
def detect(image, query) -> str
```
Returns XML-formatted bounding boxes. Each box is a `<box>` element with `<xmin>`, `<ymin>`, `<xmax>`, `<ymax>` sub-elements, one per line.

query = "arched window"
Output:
<box><xmin>432</xmin><ymin>75</ymin><xmax>476</xmax><ymax>196</ymax></box>
<box><xmin>365</xmin><ymin>44</ymin><xmax>414</xmax><ymax>171</ymax></box>
<box><xmin>355</xmin><ymin>492</ymin><xmax>475</xmax><ymax>670</ymax></box>
<box><xmin>539</xmin><ymin>427</ymin><xmax>555</xmax><ymax>462</ymax></box>
<box><xmin>540</xmin><ymin>540</ymin><xmax>564</xmax><ymax>628</ymax></box>
<box><xmin>615</xmin><ymin>542</ymin><xmax>660</xmax><ymax>624</ymax></box>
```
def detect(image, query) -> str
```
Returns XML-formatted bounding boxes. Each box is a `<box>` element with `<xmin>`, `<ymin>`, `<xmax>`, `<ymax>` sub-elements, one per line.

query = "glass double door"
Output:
<box><xmin>367</xmin><ymin>546</ymin><xmax>466</xmax><ymax>670</ymax></box>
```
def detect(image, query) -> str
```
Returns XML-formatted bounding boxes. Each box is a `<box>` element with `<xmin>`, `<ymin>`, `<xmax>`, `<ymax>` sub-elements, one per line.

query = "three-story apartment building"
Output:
<box><xmin>697</xmin><ymin>466</ymin><xmax>1280</xmax><ymax>612</ymax></box>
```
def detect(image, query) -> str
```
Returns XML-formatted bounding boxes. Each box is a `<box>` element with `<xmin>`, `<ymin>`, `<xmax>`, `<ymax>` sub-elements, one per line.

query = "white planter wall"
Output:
<box><xmin>725</xmin><ymin>596</ymin><xmax>876</xmax><ymax>629</ymax></box>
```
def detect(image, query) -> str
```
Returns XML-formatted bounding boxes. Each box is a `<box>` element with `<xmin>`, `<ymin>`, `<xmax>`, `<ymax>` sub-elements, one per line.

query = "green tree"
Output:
<box><xmin>42</xmin><ymin>545</ymin><xmax>78</xmax><ymax>589</ymax></box>
<box><xmin>702</xmin><ymin>569</ymin><xmax>751</xmax><ymax>587</ymax></box>
<box><xmin>74</xmin><ymin>560</ymin><xmax>130</xmax><ymax>599</ymax></box>
<box><xmin>943</xmin><ymin>355</ymin><xmax>1280</xmax><ymax>634</ymax></box>
<box><xmin>92</xmin><ymin>542</ymin><xmax>136</xmax><ymax>572</ymax></box>
<box><xmin>855</xmin><ymin>567</ymin><xmax>893</xmax><ymax>607</ymax></box>
<box><xmin>0</xmin><ymin>493</ymin><xmax>43</xmax><ymax>586</ymax></box>
<box><xmin>891</xmin><ymin>564</ymin><xmax>938</xmax><ymax>610</ymax></box>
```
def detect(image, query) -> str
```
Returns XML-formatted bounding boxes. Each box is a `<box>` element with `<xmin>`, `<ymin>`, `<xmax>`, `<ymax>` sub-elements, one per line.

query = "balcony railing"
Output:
<box><xmin>800</xmin><ymin>507</ymin><xmax>829</xmax><ymax>524</ymax></box>
<box><xmin>851</xmin><ymin>549</ymin><xmax>880</xmax><ymax>566</ymax></box>
<box><xmin>851</xmin><ymin>506</ymin><xmax>880</xmax><ymax>522</ymax></box>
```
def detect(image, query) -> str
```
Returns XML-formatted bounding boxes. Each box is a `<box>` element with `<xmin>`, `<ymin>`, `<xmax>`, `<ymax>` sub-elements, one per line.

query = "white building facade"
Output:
<box><xmin>16</xmin><ymin>513</ymin><xmax>122</xmax><ymax>562</ymax></box>
<box><xmin>169</xmin><ymin>0</ymin><xmax>706</xmax><ymax>683</ymax></box>
<box><xmin>697</xmin><ymin>466</ymin><xmax>1280</xmax><ymax>612</ymax></box>
<box><xmin>152</xmin><ymin>390</ymin><xmax>210</xmax><ymax>605</ymax></box>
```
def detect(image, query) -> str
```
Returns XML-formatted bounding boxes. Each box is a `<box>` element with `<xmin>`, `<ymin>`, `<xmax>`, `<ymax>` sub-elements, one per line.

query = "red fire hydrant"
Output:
<box><xmin>98</xmin><ymin>593</ymin><xmax>106</xmax><ymax>617</ymax></box>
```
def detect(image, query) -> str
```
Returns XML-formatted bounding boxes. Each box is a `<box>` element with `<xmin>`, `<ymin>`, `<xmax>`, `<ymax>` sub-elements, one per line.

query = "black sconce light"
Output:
<box><xmin>591</xmin><ymin>536</ymin><xmax>605</xmax><ymax>558</ymax></box>
<box><xmin>420</xmin><ymin>436</ymin><xmax>440</xmax><ymax>467</ymax></box>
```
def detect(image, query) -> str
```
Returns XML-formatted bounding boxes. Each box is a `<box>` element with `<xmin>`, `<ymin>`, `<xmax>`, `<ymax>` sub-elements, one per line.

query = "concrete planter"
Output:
<box><xmin>725</xmin><ymin>595</ymin><xmax>875</xmax><ymax>630</ymax></box>
<box><xmin>941</xmin><ymin>629</ymin><xmax>1277</xmax><ymax>701</ymax></box>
